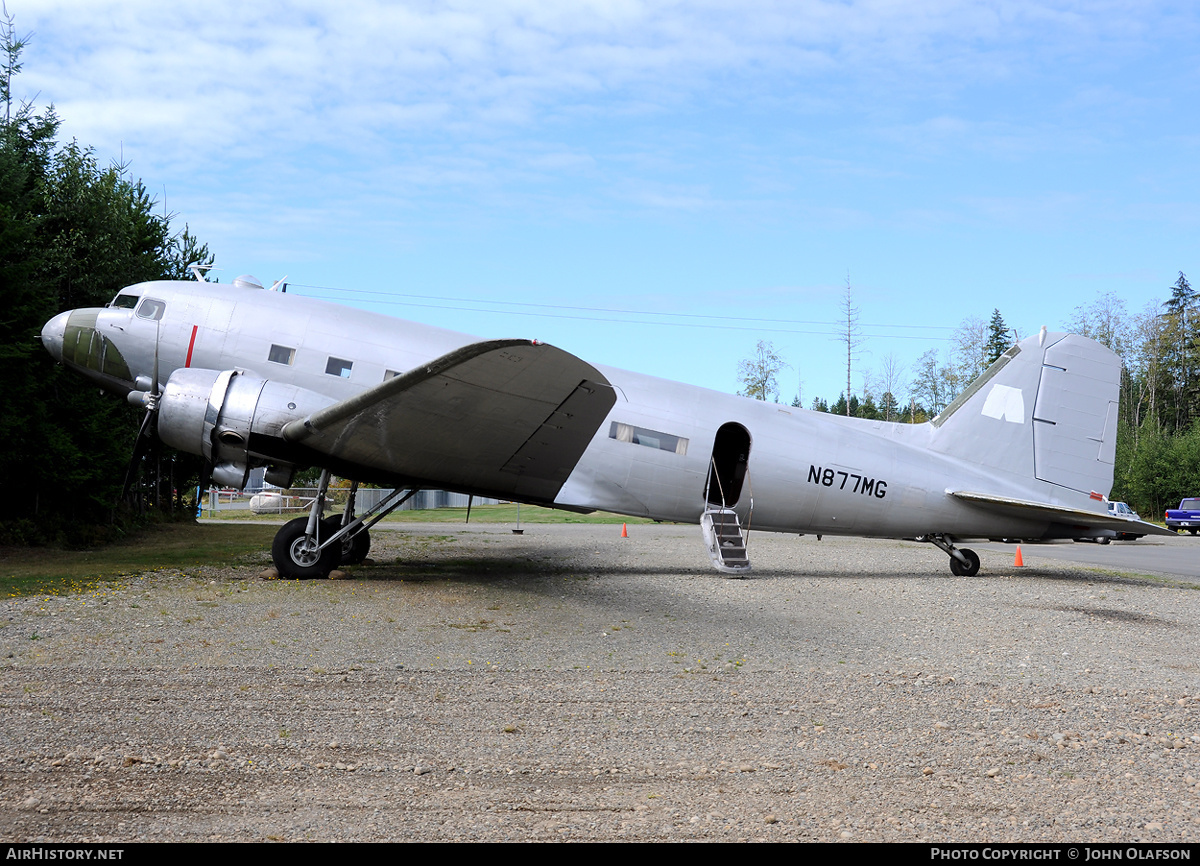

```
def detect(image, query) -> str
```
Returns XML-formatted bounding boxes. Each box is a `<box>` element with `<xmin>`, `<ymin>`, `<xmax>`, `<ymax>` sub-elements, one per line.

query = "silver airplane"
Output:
<box><xmin>39</xmin><ymin>272</ymin><xmax>1172</xmax><ymax>579</ymax></box>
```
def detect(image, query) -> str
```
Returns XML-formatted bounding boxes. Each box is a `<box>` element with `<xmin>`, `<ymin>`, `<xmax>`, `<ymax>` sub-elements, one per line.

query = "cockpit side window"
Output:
<box><xmin>111</xmin><ymin>293</ymin><xmax>140</xmax><ymax>309</ymax></box>
<box><xmin>136</xmin><ymin>298</ymin><xmax>166</xmax><ymax>321</ymax></box>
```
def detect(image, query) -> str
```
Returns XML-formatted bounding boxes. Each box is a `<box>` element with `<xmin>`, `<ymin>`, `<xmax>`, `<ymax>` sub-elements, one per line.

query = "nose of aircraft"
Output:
<box><xmin>41</xmin><ymin>310</ymin><xmax>69</xmax><ymax>362</ymax></box>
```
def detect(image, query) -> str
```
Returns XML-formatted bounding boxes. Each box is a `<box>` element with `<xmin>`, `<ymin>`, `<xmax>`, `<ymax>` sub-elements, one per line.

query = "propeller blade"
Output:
<box><xmin>120</xmin><ymin>327</ymin><xmax>163</xmax><ymax>504</ymax></box>
<box><xmin>197</xmin><ymin>461</ymin><xmax>213</xmax><ymax>515</ymax></box>
<box><xmin>120</xmin><ymin>407</ymin><xmax>158</xmax><ymax>501</ymax></box>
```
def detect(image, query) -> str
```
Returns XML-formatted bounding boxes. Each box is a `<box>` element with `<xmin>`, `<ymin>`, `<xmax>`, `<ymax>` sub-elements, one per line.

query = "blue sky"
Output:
<box><xmin>18</xmin><ymin>1</ymin><xmax>1199</xmax><ymax>405</ymax></box>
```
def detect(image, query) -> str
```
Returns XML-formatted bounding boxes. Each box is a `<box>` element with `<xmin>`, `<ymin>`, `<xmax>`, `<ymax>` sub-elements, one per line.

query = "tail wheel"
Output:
<box><xmin>272</xmin><ymin>517</ymin><xmax>340</xmax><ymax>580</ymax></box>
<box><xmin>949</xmin><ymin>548</ymin><xmax>980</xmax><ymax>577</ymax></box>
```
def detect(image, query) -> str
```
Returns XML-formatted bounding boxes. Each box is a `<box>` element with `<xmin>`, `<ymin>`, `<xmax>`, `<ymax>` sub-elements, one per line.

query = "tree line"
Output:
<box><xmin>738</xmin><ymin>282</ymin><xmax>1200</xmax><ymax>520</ymax></box>
<box><xmin>1</xmin><ymin>17</ymin><xmax>213</xmax><ymax>545</ymax></box>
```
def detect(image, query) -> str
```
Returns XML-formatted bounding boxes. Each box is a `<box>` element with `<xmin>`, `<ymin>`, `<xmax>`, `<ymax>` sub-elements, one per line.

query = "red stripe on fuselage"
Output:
<box><xmin>185</xmin><ymin>325</ymin><xmax>198</xmax><ymax>367</ymax></box>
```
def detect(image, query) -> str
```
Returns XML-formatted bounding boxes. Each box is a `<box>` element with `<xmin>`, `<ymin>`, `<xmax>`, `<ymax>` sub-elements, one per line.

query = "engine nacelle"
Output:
<box><xmin>158</xmin><ymin>368</ymin><xmax>334</xmax><ymax>489</ymax></box>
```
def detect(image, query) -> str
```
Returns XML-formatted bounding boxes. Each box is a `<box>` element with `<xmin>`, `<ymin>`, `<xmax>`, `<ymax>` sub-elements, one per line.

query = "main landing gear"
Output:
<box><xmin>919</xmin><ymin>534</ymin><xmax>981</xmax><ymax>577</ymax></box>
<box><xmin>271</xmin><ymin>472</ymin><xmax>415</xmax><ymax>580</ymax></box>
<box><xmin>272</xmin><ymin>516</ymin><xmax>340</xmax><ymax>580</ymax></box>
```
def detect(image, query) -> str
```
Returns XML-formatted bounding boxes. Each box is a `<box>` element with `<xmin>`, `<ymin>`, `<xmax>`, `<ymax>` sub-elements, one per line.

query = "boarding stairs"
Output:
<box><xmin>700</xmin><ymin>507</ymin><xmax>752</xmax><ymax>575</ymax></box>
<box><xmin>701</xmin><ymin>454</ymin><xmax>753</xmax><ymax>575</ymax></box>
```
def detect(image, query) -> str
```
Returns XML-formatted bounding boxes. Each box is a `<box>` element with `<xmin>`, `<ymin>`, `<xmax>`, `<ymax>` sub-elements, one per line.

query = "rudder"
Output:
<box><xmin>929</xmin><ymin>331</ymin><xmax>1121</xmax><ymax>497</ymax></box>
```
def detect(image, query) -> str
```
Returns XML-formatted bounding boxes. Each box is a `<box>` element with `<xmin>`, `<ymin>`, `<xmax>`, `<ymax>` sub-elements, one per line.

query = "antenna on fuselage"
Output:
<box><xmin>268</xmin><ymin>276</ymin><xmax>289</xmax><ymax>292</ymax></box>
<box><xmin>189</xmin><ymin>264</ymin><xmax>217</xmax><ymax>282</ymax></box>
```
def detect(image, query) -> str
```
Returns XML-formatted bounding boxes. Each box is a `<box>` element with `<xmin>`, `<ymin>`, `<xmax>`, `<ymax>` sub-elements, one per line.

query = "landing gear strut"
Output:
<box><xmin>919</xmin><ymin>534</ymin><xmax>981</xmax><ymax>577</ymax></box>
<box><xmin>334</xmin><ymin>482</ymin><xmax>372</xmax><ymax>565</ymax></box>
<box><xmin>270</xmin><ymin>473</ymin><xmax>417</xmax><ymax>579</ymax></box>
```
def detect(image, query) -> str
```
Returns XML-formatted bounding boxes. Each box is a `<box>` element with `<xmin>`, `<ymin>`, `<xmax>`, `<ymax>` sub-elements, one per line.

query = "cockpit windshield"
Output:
<box><xmin>111</xmin><ymin>293</ymin><xmax>140</xmax><ymax>309</ymax></box>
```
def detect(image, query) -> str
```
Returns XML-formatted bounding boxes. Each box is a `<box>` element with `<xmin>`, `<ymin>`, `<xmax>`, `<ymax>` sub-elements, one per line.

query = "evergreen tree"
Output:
<box><xmin>1161</xmin><ymin>272</ymin><xmax>1198</xmax><ymax>431</ymax></box>
<box><xmin>984</xmin><ymin>308</ymin><xmax>1010</xmax><ymax>365</ymax></box>
<box><xmin>879</xmin><ymin>391</ymin><xmax>900</xmax><ymax>422</ymax></box>
<box><xmin>0</xmin><ymin>16</ymin><xmax>213</xmax><ymax>544</ymax></box>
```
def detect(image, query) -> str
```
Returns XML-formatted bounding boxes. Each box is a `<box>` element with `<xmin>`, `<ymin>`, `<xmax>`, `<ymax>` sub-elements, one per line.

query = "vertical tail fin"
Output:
<box><xmin>930</xmin><ymin>331</ymin><xmax>1121</xmax><ymax>497</ymax></box>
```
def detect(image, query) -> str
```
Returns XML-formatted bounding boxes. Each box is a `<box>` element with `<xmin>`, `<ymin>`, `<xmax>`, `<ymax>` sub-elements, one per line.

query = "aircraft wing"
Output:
<box><xmin>947</xmin><ymin>490</ymin><xmax>1176</xmax><ymax>537</ymax></box>
<box><xmin>282</xmin><ymin>339</ymin><xmax>617</xmax><ymax>501</ymax></box>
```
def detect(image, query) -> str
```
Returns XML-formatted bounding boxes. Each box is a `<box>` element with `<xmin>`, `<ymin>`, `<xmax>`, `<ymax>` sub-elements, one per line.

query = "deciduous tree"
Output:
<box><xmin>737</xmin><ymin>340</ymin><xmax>787</xmax><ymax>402</ymax></box>
<box><xmin>910</xmin><ymin>349</ymin><xmax>957</xmax><ymax>417</ymax></box>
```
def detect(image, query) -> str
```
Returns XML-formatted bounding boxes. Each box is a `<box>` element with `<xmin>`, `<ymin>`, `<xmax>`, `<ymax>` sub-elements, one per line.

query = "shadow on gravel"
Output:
<box><xmin>357</xmin><ymin>552</ymin><xmax>968</xmax><ymax>583</ymax></box>
<box><xmin>1001</xmin><ymin>568</ymin><xmax>1200</xmax><ymax>590</ymax></box>
<box><xmin>1048</xmin><ymin>605</ymin><xmax>1178</xmax><ymax>628</ymax></box>
<box><xmin>359</xmin><ymin>554</ymin><xmax>704</xmax><ymax>582</ymax></box>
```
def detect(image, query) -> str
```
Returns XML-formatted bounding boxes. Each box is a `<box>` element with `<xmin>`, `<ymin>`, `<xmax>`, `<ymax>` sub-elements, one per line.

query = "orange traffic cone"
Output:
<box><xmin>1014</xmin><ymin>546</ymin><xmax>1024</xmax><ymax>567</ymax></box>
<box><xmin>621</xmin><ymin>523</ymin><xmax>628</xmax><ymax>538</ymax></box>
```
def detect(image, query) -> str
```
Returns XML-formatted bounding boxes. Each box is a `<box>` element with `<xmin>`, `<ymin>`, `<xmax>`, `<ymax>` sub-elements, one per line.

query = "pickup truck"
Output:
<box><xmin>1107</xmin><ymin>501</ymin><xmax>1145</xmax><ymax>540</ymax></box>
<box><xmin>1165</xmin><ymin>498</ymin><xmax>1200</xmax><ymax>534</ymax></box>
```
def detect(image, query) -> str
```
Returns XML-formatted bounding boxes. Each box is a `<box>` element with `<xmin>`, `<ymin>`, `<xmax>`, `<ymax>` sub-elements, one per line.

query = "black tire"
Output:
<box><xmin>321</xmin><ymin>518</ymin><xmax>370</xmax><ymax>565</ymax></box>
<box><xmin>949</xmin><ymin>548</ymin><xmax>980</xmax><ymax>577</ymax></box>
<box><xmin>272</xmin><ymin>517</ymin><xmax>340</xmax><ymax>580</ymax></box>
<box><xmin>319</xmin><ymin>518</ymin><xmax>346</xmax><ymax>568</ymax></box>
<box><xmin>342</xmin><ymin>528</ymin><xmax>371</xmax><ymax>565</ymax></box>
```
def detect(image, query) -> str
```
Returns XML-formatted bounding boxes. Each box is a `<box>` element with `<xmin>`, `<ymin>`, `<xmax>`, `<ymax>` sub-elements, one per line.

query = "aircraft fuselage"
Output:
<box><xmin>41</xmin><ymin>278</ymin><xmax>1126</xmax><ymax>553</ymax></box>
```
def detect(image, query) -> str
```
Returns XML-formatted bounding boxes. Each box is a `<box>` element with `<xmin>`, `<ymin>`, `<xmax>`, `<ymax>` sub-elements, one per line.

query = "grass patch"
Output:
<box><xmin>0</xmin><ymin>523</ymin><xmax>277</xmax><ymax>598</ymax></box>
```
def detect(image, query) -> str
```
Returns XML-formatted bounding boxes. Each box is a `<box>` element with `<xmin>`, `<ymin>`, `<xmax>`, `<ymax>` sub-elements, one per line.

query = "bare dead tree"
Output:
<box><xmin>839</xmin><ymin>275</ymin><xmax>865</xmax><ymax>416</ymax></box>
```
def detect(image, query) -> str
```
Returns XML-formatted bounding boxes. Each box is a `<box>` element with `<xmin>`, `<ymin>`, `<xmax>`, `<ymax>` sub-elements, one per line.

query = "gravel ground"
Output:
<box><xmin>1</xmin><ymin>525</ymin><xmax>1198</xmax><ymax>842</ymax></box>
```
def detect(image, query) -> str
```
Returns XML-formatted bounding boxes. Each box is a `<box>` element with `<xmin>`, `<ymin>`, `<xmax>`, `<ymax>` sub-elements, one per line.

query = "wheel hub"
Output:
<box><xmin>289</xmin><ymin>536</ymin><xmax>321</xmax><ymax>566</ymax></box>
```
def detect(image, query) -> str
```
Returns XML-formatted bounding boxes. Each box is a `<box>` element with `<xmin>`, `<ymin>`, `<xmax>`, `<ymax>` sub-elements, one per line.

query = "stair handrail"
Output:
<box><xmin>742</xmin><ymin>467</ymin><xmax>754</xmax><ymax>554</ymax></box>
<box><xmin>705</xmin><ymin>455</ymin><xmax>729</xmax><ymax>510</ymax></box>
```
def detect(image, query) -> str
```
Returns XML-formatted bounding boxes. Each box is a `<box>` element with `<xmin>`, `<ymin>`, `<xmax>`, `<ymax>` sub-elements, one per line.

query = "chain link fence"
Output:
<box><xmin>203</xmin><ymin>487</ymin><xmax>499</xmax><ymax>516</ymax></box>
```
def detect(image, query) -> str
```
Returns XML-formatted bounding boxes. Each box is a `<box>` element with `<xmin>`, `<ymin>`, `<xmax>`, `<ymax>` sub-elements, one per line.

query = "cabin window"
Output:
<box><xmin>325</xmin><ymin>357</ymin><xmax>353</xmax><ymax>378</ymax></box>
<box><xmin>268</xmin><ymin>344</ymin><xmax>296</xmax><ymax>366</ymax></box>
<box><xmin>111</xmin><ymin>293</ymin><xmax>139</xmax><ymax>309</ymax></box>
<box><xmin>609</xmin><ymin>422</ymin><xmax>688</xmax><ymax>456</ymax></box>
<box><xmin>136</xmin><ymin>298</ymin><xmax>166</xmax><ymax>320</ymax></box>
<box><xmin>383</xmin><ymin>369</ymin><xmax>403</xmax><ymax>381</ymax></box>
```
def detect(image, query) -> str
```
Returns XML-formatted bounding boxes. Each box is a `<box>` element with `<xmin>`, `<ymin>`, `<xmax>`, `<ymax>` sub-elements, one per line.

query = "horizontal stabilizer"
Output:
<box><xmin>948</xmin><ymin>490</ymin><xmax>1176</xmax><ymax>537</ymax></box>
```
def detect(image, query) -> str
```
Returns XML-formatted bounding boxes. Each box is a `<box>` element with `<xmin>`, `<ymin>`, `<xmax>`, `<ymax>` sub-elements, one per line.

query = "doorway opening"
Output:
<box><xmin>705</xmin><ymin>422</ymin><xmax>751</xmax><ymax>507</ymax></box>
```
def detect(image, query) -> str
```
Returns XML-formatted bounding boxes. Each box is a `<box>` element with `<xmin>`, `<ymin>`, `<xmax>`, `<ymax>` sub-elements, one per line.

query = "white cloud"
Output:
<box><xmin>21</xmin><ymin>0</ymin><xmax>1170</xmax><ymax>174</ymax></box>
<box><xmin>11</xmin><ymin>0</ymin><xmax>1197</xmax><ymax>307</ymax></box>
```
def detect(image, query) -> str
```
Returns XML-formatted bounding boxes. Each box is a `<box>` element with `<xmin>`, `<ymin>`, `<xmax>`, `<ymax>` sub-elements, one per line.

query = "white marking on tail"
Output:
<box><xmin>981</xmin><ymin>384</ymin><xmax>1025</xmax><ymax>424</ymax></box>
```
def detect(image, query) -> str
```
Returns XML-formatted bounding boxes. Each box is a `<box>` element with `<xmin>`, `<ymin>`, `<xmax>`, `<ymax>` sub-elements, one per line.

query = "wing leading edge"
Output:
<box><xmin>283</xmin><ymin>339</ymin><xmax>617</xmax><ymax>501</ymax></box>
